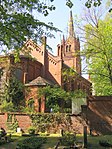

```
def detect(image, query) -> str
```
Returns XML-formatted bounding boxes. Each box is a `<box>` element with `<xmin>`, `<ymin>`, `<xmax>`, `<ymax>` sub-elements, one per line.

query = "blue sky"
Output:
<box><xmin>37</xmin><ymin>0</ymin><xmax>86</xmax><ymax>55</ymax></box>
<box><xmin>37</xmin><ymin>0</ymin><xmax>108</xmax><ymax>55</ymax></box>
<box><xmin>36</xmin><ymin>0</ymin><xmax>108</xmax><ymax>78</ymax></box>
<box><xmin>36</xmin><ymin>0</ymin><xmax>109</xmax><ymax>56</ymax></box>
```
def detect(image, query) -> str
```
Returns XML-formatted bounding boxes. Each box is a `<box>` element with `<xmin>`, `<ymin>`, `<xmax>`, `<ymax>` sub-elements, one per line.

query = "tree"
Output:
<box><xmin>38</xmin><ymin>85</ymin><xmax>87</xmax><ymax>113</ymax></box>
<box><xmin>4</xmin><ymin>76</ymin><xmax>25</xmax><ymax>108</ymax></box>
<box><xmin>38</xmin><ymin>85</ymin><xmax>72</xmax><ymax>112</ymax></box>
<box><xmin>0</xmin><ymin>0</ymin><xmax>60</xmax><ymax>56</ymax></box>
<box><xmin>1</xmin><ymin>0</ymin><xmax>111</xmax><ymax>56</ymax></box>
<box><xmin>67</xmin><ymin>0</ymin><xmax>112</xmax><ymax>11</ymax></box>
<box><xmin>83</xmin><ymin>16</ymin><xmax>112</xmax><ymax>95</ymax></box>
<box><xmin>0</xmin><ymin>75</ymin><xmax>24</xmax><ymax>112</ymax></box>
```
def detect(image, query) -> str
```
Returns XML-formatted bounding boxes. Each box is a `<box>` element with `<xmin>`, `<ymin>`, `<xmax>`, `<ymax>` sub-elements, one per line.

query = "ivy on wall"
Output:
<box><xmin>30</xmin><ymin>113</ymin><xmax>72</xmax><ymax>133</ymax></box>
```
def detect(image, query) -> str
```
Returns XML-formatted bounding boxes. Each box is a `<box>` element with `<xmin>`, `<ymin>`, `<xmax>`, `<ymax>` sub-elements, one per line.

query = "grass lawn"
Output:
<box><xmin>76</xmin><ymin>135</ymin><xmax>112</xmax><ymax>149</ymax></box>
<box><xmin>0</xmin><ymin>134</ymin><xmax>112</xmax><ymax>149</ymax></box>
<box><xmin>0</xmin><ymin>135</ymin><xmax>28</xmax><ymax>149</ymax></box>
<box><xmin>88</xmin><ymin>135</ymin><xmax>112</xmax><ymax>149</ymax></box>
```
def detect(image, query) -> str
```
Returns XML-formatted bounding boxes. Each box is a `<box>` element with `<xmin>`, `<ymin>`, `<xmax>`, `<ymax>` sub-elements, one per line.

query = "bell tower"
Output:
<box><xmin>57</xmin><ymin>11</ymin><xmax>81</xmax><ymax>75</ymax></box>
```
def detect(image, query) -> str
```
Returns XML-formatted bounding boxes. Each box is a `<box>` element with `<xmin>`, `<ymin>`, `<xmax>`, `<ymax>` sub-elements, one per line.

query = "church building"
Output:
<box><xmin>0</xmin><ymin>11</ymin><xmax>92</xmax><ymax>112</ymax></box>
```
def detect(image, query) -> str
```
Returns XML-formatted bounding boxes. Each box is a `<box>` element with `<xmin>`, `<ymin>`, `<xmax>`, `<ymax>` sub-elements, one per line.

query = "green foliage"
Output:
<box><xmin>38</xmin><ymin>85</ymin><xmax>86</xmax><ymax>113</ymax></box>
<box><xmin>22</xmin><ymin>106</ymin><xmax>35</xmax><ymax>114</ymax></box>
<box><xmin>26</xmin><ymin>98</ymin><xmax>35</xmax><ymax>113</ymax></box>
<box><xmin>6</xmin><ymin>116</ymin><xmax>19</xmax><ymax>133</ymax></box>
<box><xmin>84</xmin><ymin>0</ymin><xmax>112</xmax><ymax>12</ymax></box>
<box><xmin>17</xmin><ymin>137</ymin><xmax>46</xmax><ymax>149</ymax></box>
<box><xmin>1</xmin><ymin>0</ymin><xmax>109</xmax><ymax>56</ymax></box>
<box><xmin>99</xmin><ymin>140</ymin><xmax>112</xmax><ymax>147</ymax></box>
<box><xmin>30</xmin><ymin>113</ymin><xmax>72</xmax><ymax>133</ymax></box>
<box><xmin>51</xmin><ymin>104</ymin><xmax>60</xmax><ymax>113</ymax></box>
<box><xmin>0</xmin><ymin>100</ymin><xmax>15</xmax><ymax>112</ymax></box>
<box><xmin>28</xmin><ymin>126</ymin><xmax>36</xmax><ymax>135</ymax></box>
<box><xmin>85</xmin><ymin>0</ymin><xmax>101</xmax><ymax>8</ymax></box>
<box><xmin>71</xmin><ymin>89</ymin><xmax>86</xmax><ymax>99</ymax></box>
<box><xmin>66</xmin><ymin>0</ymin><xmax>73</xmax><ymax>8</ymax></box>
<box><xmin>84</xmin><ymin>16</ymin><xmax>112</xmax><ymax>95</ymax></box>
<box><xmin>4</xmin><ymin>76</ymin><xmax>24</xmax><ymax>108</ymax></box>
<box><xmin>0</xmin><ymin>0</ymin><xmax>59</xmax><ymax>55</ymax></box>
<box><xmin>66</xmin><ymin>0</ymin><xmax>106</xmax><ymax>9</ymax></box>
<box><xmin>62</xmin><ymin>68</ymin><xmax>78</xmax><ymax>83</ymax></box>
<box><xmin>38</xmin><ymin>85</ymin><xmax>71</xmax><ymax>112</ymax></box>
<box><xmin>22</xmin><ymin>98</ymin><xmax>35</xmax><ymax>114</ymax></box>
<box><xmin>66</xmin><ymin>0</ymin><xmax>112</xmax><ymax>12</ymax></box>
<box><xmin>60</xmin><ymin>132</ymin><xmax>76</xmax><ymax>146</ymax></box>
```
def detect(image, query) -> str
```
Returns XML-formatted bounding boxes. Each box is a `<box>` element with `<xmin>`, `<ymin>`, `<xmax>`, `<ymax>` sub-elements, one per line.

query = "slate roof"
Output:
<box><xmin>25</xmin><ymin>76</ymin><xmax>54</xmax><ymax>86</ymax></box>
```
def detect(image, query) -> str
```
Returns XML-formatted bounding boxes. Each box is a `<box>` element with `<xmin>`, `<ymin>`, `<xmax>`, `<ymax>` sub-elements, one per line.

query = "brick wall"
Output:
<box><xmin>25</xmin><ymin>86</ymin><xmax>45</xmax><ymax>112</ymax></box>
<box><xmin>0</xmin><ymin>112</ymin><xmax>85</xmax><ymax>134</ymax></box>
<box><xmin>15</xmin><ymin>113</ymin><xmax>32</xmax><ymax>132</ymax></box>
<box><xmin>86</xmin><ymin>96</ymin><xmax>112</xmax><ymax>135</ymax></box>
<box><xmin>0</xmin><ymin>113</ymin><xmax>7</xmax><ymax>129</ymax></box>
<box><xmin>0</xmin><ymin>96</ymin><xmax>112</xmax><ymax>134</ymax></box>
<box><xmin>0</xmin><ymin>113</ymin><xmax>32</xmax><ymax>132</ymax></box>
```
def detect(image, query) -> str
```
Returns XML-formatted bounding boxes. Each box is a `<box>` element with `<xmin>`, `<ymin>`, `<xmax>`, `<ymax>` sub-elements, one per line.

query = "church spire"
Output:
<box><xmin>68</xmin><ymin>11</ymin><xmax>75</xmax><ymax>38</ymax></box>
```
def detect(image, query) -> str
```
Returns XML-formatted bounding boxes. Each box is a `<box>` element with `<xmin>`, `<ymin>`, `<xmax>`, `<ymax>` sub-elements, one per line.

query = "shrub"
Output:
<box><xmin>16</xmin><ymin>137</ymin><xmax>46</xmax><ymax>149</ymax></box>
<box><xmin>60</xmin><ymin>132</ymin><xmax>76</xmax><ymax>146</ymax></box>
<box><xmin>99</xmin><ymin>140</ymin><xmax>112</xmax><ymax>147</ymax></box>
<box><xmin>6</xmin><ymin>116</ymin><xmax>19</xmax><ymax>133</ymax></box>
<box><xmin>30</xmin><ymin>113</ymin><xmax>72</xmax><ymax>133</ymax></box>
<box><xmin>28</xmin><ymin>126</ymin><xmax>36</xmax><ymax>135</ymax></box>
<box><xmin>0</xmin><ymin>101</ymin><xmax>14</xmax><ymax>112</ymax></box>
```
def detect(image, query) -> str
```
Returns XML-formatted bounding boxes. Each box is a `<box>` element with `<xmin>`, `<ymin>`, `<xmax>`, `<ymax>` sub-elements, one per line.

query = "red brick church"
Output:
<box><xmin>0</xmin><ymin>11</ymin><xmax>92</xmax><ymax>112</ymax></box>
<box><xmin>1</xmin><ymin>11</ymin><xmax>112</xmax><ymax>135</ymax></box>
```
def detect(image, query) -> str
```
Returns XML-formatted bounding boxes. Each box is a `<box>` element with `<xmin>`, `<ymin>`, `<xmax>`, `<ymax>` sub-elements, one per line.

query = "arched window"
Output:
<box><xmin>66</xmin><ymin>45</ymin><xmax>69</xmax><ymax>52</ymax></box>
<box><xmin>58</xmin><ymin>46</ymin><xmax>60</xmax><ymax>56</ymax></box>
<box><xmin>69</xmin><ymin>45</ymin><xmax>71</xmax><ymax>51</ymax></box>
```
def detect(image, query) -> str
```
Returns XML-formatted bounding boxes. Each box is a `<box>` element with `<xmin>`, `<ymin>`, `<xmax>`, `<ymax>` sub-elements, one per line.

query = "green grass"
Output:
<box><xmin>88</xmin><ymin>135</ymin><xmax>112</xmax><ymax>149</ymax></box>
<box><xmin>0</xmin><ymin>134</ymin><xmax>112</xmax><ymax>149</ymax></box>
<box><xmin>76</xmin><ymin>135</ymin><xmax>112</xmax><ymax>149</ymax></box>
<box><xmin>41</xmin><ymin>136</ymin><xmax>60</xmax><ymax>149</ymax></box>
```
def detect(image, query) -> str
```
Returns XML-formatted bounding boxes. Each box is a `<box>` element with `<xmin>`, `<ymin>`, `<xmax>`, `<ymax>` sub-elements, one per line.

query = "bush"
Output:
<box><xmin>28</xmin><ymin>126</ymin><xmax>36</xmax><ymax>135</ymax></box>
<box><xmin>30</xmin><ymin>113</ymin><xmax>72</xmax><ymax>133</ymax></box>
<box><xmin>0</xmin><ymin>101</ymin><xmax>14</xmax><ymax>112</ymax></box>
<box><xmin>6</xmin><ymin>116</ymin><xmax>19</xmax><ymax>133</ymax></box>
<box><xmin>16</xmin><ymin>137</ymin><xmax>46</xmax><ymax>149</ymax></box>
<box><xmin>99</xmin><ymin>140</ymin><xmax>112</xmax><ymax>147</ymax></box>
<box><xmin>60</xmin><ymin>132</ymin><xmax>76</xmax><ymax>146</ymax></box>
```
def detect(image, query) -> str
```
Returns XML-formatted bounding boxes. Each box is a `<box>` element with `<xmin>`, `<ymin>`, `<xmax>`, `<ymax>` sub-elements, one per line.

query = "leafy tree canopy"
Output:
<box><xmin>38</xmin><ymin>85</ymin><xmax>72</xmax><ymax>112</ymax></box>
<box><xmin>4</xmin><ymin>76</ymin><xmax>24</xmax><ymax>107</ymax></box>
<box><xmin>1</xmin><ymin>0</ymin><xmax>110</xmax><ymax>56</ymax></box>
<box><xmin>84</xmin><ymin>17</ymin><xmax>112</xmax><ymax>95</ymax></box>
<box><xmin>0</xmin><ymin>0</ymin><xmax>60</xmax><ymax>56</ymax></box>
<box><xmin>38</xmin><ymin>85</ymin><xmax>86</xmax><ymax>113</ymax></box>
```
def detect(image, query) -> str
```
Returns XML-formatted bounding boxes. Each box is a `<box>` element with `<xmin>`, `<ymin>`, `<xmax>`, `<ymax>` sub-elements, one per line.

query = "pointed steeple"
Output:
<box><xmin>68</xmin><ymin>11</ymin><xmax>75</xmax><ymax>38</ymax></box>
<box><xmin>61</xmin><ymin>35</ymin><xmax>65</xmax><ymax>44</ymax></box>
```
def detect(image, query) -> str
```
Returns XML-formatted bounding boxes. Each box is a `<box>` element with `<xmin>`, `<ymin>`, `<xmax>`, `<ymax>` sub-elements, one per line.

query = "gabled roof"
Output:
<box><xmin>25</xmin><ymin>76</ymin><xmax>54</xmax><ymax>86</ymax></box>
